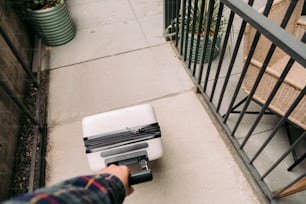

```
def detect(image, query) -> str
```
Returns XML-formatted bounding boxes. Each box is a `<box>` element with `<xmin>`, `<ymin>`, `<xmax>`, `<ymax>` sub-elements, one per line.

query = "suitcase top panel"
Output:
<box><xmin>82</xmin><ymin>104</ymin><xmax>157</xmax><ymax>138</ymax></box>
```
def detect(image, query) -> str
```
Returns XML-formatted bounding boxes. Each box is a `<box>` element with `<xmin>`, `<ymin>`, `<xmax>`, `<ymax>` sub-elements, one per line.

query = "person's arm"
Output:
<box><xmin>4</xmin><ymin>165</ymin><xmax>133</xmax><ymax>204</ymax></box>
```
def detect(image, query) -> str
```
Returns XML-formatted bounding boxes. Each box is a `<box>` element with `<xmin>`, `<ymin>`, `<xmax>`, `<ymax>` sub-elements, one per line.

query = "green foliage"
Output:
<box><xmin>164</xmin><ymin>0</ymin><xmax>226</xmax><ymax>37</ymax></box>
<box><xmin>26</xmin><ymin>0</ymin><xmax>60</xmax><ymax>10</ymax></box>
<box><xmin>187</xmin><ymin>0</ymin><xmax>226</xmax><ymax>35</ymax></box>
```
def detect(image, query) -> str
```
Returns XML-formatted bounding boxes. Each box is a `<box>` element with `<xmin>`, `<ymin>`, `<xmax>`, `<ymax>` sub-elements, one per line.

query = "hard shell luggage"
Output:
<box><xmin>82</xmin><ymin>104</ymin><xmax>163</xmax><ymax>184</ymax></box>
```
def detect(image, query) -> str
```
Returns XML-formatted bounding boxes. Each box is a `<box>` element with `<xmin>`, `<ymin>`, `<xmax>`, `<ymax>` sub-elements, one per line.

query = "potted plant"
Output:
<box><xmin>26</xmin><ymin>0</ymin><xmax>76</xmax><ymax>46</ymax></box>
<box><xmin>165</xmin><ymin>0</ymin><xmax>226</xmax><ymax>63</ymax></box>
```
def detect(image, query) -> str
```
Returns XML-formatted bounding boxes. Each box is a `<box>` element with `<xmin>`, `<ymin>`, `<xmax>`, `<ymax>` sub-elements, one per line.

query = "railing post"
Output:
<box><xmin>164</xmin><ymin>0</ymin><xmax>306</xmax><ymax>203</ymax></box>
<box><xmin>164</xmin><ymin>0</ymin><xmax>181</xmax><ymax>29</ymax></box>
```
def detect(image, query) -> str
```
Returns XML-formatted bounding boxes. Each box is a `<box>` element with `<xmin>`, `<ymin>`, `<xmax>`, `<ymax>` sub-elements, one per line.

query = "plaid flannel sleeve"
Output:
<box><xmin>4</xmin><ymin>173</ymin><xmax>126</xmax><ymax>204</ymax></box>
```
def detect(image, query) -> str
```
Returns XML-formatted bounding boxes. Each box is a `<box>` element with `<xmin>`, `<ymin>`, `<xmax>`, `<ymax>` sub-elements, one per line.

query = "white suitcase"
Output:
<box><xmin>82</xmin><ymin>104</ymin><xmax>163</xmax><ymax>184</ymax></box>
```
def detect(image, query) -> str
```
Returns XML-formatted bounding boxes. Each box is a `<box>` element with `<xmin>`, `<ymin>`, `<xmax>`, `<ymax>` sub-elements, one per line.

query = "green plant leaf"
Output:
<box><xmin>26</xmin><ymin>0</ymin><xmax>60</xmax><ymax>10</ymax></box>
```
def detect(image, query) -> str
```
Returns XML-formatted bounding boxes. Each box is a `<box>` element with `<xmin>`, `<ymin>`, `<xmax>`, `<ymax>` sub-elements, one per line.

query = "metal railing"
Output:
<box><xmin>164</xmin><ymin>0</ymin><xmax>306</xmax><ymax>203</ymax></box>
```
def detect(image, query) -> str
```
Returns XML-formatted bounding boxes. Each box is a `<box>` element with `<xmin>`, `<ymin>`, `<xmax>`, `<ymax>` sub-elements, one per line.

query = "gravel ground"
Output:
<box><xmin>9</xmin><ymin>71</ymin><xmax>49</xmax><ymax>197</ymax></box>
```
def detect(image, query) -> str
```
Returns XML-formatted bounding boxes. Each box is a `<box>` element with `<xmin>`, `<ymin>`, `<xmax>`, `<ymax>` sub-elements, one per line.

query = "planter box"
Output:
<box><xmin>184</xmin><ymin>32</ymin><xmax>222</xmax><ymax>63</ymax></box>
<box><xmin>27</xmin><ymin>0</ymin><xmax>75</xmax><ymax>46</ymax></box>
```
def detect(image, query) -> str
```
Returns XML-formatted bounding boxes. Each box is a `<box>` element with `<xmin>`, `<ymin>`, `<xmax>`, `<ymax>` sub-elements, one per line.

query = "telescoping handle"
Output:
<box><xmin>129</xmin><ymin>159</ymin><xmax>152</xmax><ymax>185</ymax></box>
<box><xmin>107</xmin><ymin>155</ymin><xmax>153</xmax><ymax>185</ymax></box>
<box><xmin>129</xmin><ymin>169</ymin><xmax>153</xmax><ymax>185</ymax></box>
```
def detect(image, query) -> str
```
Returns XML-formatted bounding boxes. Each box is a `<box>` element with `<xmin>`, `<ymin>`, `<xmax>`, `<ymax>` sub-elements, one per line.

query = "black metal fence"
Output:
<box><xmin>164</xmin><ymin>0</ymin><xmax>306</xmax><ymax>203</ymax></box>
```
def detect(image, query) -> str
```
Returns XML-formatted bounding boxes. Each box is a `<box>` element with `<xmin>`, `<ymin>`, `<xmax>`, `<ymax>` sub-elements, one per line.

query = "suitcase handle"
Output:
<box><xmin>129</xmin><ymin>169</ymin><xmax>153</xmax><ymax>185</ymax></box>
<box><xmin>129</xmin><ymin>159</ymin><xmax>153</xmax><ymax>185</ymax></box>
<box><xmin>108</xmin><ymin>156</ymin><xmax>153</xmax><ymax>185</ymax></box>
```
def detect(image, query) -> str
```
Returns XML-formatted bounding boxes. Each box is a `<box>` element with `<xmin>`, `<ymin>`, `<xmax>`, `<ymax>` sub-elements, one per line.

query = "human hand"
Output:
<box><xmin>97</xmin><ymin>164</ymin><xmax>134</xmax><ymax>196</ymax></box>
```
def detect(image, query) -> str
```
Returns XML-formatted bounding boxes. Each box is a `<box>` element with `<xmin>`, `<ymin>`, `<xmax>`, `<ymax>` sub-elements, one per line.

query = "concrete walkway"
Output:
<box><xmin>45</xmin><ymin>0</ymin><xmax>261</xmax><ymax>203</ymax></box>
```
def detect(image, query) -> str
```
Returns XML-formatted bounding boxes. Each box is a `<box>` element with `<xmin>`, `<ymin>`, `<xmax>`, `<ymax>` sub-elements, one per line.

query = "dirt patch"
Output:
<box><xmin>9</xmin><ymin>70</ymin><xmax>49</xmax><ymax>197</ymax></box>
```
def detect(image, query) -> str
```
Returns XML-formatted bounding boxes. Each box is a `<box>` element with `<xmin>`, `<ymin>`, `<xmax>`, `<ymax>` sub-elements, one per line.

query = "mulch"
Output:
<box><xmin>9</xmin><ymin>70</ymin><xmax>49</xmax><ymax>197</ymax></box>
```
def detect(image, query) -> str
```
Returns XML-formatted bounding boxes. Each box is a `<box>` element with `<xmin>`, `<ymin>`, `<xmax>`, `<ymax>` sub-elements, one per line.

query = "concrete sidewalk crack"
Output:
<box><xmin>47</xmin><ymin>88</ymin><xmax>195</xmax><ymax>128</ymax></box>
<box><xmin>50</xmin><ymin>43</ymin><xmax>167</xmax><ymax>71</ymax></box>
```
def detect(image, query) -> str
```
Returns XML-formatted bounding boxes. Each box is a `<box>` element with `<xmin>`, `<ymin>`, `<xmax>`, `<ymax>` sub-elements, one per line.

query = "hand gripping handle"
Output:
<box><xmin>109</xmin><ymin>155</ymin><xmax>153</xmax><ymax>185</ymax></box>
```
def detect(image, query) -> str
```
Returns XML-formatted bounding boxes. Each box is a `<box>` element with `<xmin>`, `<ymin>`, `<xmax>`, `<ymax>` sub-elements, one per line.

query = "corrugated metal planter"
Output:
<box><xmin>27</xmin><ymin>0</ymin><xmax>75</xmax><ymax>46</ymax></box>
